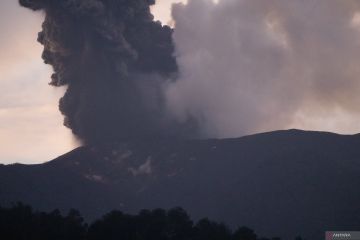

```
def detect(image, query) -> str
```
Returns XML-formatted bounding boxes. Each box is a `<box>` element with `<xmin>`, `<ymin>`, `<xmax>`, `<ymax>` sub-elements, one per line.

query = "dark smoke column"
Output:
<box><xmin>19</xmin><ymin>0</ymin><xmax>194</xmax><ymax>144</ymax></box>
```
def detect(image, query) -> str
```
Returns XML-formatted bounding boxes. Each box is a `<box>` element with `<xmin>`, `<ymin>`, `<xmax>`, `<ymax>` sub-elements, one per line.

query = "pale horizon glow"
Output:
<box><xmin>0</xmin><ymin>0</ymin><xmax>78</xmax><ymax>164</ymax></box>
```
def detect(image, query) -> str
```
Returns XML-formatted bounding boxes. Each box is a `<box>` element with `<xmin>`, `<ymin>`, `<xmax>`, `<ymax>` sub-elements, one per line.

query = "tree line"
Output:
<box><xmin>0</xmin><ymin>203</ymin><xmax>304</xmax><ymax>240</ymax></box>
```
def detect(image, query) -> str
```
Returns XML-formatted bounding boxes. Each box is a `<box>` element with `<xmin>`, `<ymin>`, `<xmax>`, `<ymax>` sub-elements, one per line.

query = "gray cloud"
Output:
<box><xmin>19</xmin><ymin>0</ymin><xmax>200</xmax><ymax>144</ymax></box>
<box><xmin>166</xmin><ymin>0</ymin><xmax>360</xmax><ymax>137</ymax></box>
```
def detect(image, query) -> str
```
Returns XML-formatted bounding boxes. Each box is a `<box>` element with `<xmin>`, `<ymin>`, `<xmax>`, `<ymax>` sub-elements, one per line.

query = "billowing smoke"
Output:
<box><xmin>166</xmin><ymin>0</ymin><xmax>360</xmax><ymax>138</ymax></box>
<box><xmin>19</xmin><ymin>0</ymin><xmax>360</xmax><ymax>142</ymax></box>
<box><xmin>19</xmin><ymin>0</ymin><xmax>198</xmax><ymax>144</ymax></box>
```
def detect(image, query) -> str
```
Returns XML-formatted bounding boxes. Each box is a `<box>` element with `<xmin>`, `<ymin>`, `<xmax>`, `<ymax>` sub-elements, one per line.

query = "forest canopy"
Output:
<box><xmin>0</xmin><ymin>203</ymin><xmax>304</xmax><ymax>240</ymax></box>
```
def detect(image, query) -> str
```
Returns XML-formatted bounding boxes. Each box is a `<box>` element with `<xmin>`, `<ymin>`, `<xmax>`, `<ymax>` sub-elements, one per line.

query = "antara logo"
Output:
<box><xmin>333</xmin><ymin>233</ymin><xmax>351</xmax><ymax>238</ymax></box>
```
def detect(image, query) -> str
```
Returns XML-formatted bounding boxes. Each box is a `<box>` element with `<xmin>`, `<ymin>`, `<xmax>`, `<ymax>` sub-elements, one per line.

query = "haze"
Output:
<box><xmin>1</xmin><ymin>0</ymin><xmax>360</xmax><ymax>164</ymax></box>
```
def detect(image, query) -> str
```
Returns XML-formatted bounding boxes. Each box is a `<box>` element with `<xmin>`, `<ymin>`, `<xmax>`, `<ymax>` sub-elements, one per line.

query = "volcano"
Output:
<box><xmin>1</xmin><ymin>129</ymin><xmax>360</xmax><ymax>239</ymax></box>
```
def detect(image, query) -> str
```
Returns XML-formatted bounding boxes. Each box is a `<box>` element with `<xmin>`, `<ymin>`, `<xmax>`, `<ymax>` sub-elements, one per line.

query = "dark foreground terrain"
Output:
<box><xmin>1</xmin><ymin>130</ymin><xmax>360</xmax><ymax>239</ymax></box>
<box><xmin>0</xmin><ymin>203</ymin><xmax>289</xmax><ymax>240</ymax></box>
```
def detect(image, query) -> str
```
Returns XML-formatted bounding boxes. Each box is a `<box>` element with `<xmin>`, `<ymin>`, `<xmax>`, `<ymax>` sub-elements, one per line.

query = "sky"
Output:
<box><xmin>0</xmin><ymin>0</ymin><xmax>75</xmax><ymax>164</ymax></box>
<box><xmin>1</xmin><ymin>0</ymin><xmax>360</xmax><ymax>164</ymax></box>
<box><xmin>0</xmin><ymin>0</ymin><xmax>184</xmax><ymax>164</ymax></box>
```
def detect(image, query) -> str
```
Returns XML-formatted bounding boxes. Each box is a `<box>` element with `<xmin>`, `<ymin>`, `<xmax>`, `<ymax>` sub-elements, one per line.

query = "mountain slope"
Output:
<box><xmin>1</xmin><ymin>129</ymin><xmax>360</xmax><ymax>239</ymax></box>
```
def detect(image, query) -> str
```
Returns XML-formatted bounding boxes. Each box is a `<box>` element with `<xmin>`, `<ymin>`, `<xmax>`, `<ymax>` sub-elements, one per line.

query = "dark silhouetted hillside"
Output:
<box><xmin>1</xmin><ymin>130</ymin><xmax>360</xmax><ymax>239</ymax></box>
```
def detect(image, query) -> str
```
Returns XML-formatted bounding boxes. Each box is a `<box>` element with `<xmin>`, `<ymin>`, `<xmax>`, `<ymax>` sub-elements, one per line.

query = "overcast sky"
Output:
<box><xmin>0</xmin><ymin>0</ymin><xmax>184</xmax><ymax>164</ymax></box>
<box><xmin>1</xmin><ymin>0</ymin><xmax>360</xmax><ymax>164</ymax></box>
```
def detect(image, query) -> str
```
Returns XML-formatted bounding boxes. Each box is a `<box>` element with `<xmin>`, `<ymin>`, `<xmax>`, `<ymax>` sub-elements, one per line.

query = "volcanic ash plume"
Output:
<box><xmin>167</xmin><ymin>0</ymin><xmax>360</xmax><ymax>138</ymax></box>
<box><xmin>19</xmin><ymin>0</ymin><xmax>197</xmax><ymax>144</ymax></box>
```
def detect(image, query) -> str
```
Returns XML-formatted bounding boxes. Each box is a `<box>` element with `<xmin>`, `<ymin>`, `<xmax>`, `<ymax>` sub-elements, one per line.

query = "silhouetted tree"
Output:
<box><xmin>0</xmin><ymin>203</ymin><xmax>86</xmax><ymax>240</ymax></box>
<box><xmin>0</xmin><ymin>202</ymin><xmax>33</xmax><ymax>240</ymax></box>
<box><xmin>136</xmin><ymin>208</ymin><xmax>169</xmax><ymax>240</ymax></box>
<box><xmin>194</xmin><ymin>218</ymin><xmax>232</xmax><ymax>240</ymax></box>
<box><xmin>233</xmin><ymin>226</ymin><xmax>257</xmax><ymax>240</ymax></box>
<box><xmin>87</xmin><ymin>211</ymin><xmax>136</xmax><ymax>240</ymax></box>
<box><xmin>0</xmin><ymin>203</ymin><xmax>297</xmax><ymax>240</ymax></box>
<box><xmin>166</xmin><ymin>207</ymin><xmax>193</xmax><ymax>240</ymax></box>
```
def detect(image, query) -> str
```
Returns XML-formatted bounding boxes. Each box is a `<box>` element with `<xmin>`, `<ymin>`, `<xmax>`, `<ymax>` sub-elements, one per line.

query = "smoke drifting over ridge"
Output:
<box><xmin>167</xmin><ymin>0</ymin><xmax>360</xmax><ymax>137</ymax></box>
<box><xmin>19</xmin><ymin>0</ymin><xmax>198</xmax><ymax>144</ymax></box>
<box><xmin>19</xmin><ymin>0</ymin><xmax>360</xmax><ymax>143</ymax></box>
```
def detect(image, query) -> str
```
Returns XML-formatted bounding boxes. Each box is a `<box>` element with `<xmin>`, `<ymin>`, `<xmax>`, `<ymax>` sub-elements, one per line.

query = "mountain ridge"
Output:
<box><xmin>1</xmin><ymin>129</ymin><xmax>360</xmax><ymax>240</ymax></box>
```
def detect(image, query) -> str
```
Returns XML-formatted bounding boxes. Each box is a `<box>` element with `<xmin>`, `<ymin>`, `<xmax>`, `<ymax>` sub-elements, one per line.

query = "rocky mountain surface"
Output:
<box><xmin>1</xmin><ymin>129</ymin><xmax>360</xmax><ymax>239</ymax></box>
